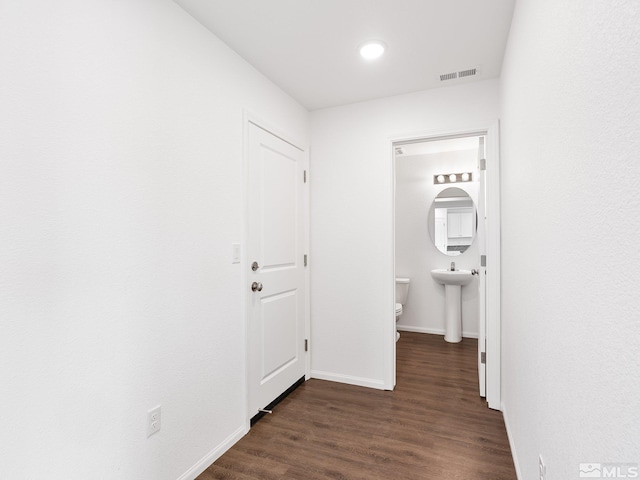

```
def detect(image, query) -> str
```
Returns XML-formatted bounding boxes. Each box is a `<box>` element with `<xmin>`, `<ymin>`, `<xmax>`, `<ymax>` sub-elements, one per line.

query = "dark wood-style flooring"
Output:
<box><xmin>198</xmin><ymin>332</ymin><xmax>516</xmax><ymax>479</ymax></box>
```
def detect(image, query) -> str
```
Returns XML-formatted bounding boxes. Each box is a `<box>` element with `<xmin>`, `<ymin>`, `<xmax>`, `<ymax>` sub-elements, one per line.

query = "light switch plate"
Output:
<box><xmin>232</xmin><ymin>243</ymin><xmax>240</xmax><ymax>264</ymax></box>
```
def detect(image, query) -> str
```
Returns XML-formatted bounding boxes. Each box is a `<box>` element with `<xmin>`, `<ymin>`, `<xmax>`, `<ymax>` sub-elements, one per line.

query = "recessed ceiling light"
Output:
<box><xmin>359</xmin><ymin>41</ymin><xmax>386</xmax><ymax>60</ymax></box>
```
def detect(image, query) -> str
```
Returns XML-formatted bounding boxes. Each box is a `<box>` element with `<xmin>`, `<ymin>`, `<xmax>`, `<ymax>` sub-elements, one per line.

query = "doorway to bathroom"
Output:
<box><xmin>391</xmin><ymin>125</ymin><xmax>501</xmax><ymax>410</ymax></box>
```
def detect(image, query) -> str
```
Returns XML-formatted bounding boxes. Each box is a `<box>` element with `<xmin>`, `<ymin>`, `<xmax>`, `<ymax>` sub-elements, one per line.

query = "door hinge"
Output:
<box><xmin>480</xmin><ymin>255</ymin><xmax>487</xmax><ymax>267</ymax></box>
<box><xmin>481</xmin><ymin>352</ymin><xmax>486</xmax><ymax>364</ymax></box>
<box><xmin>304</xmin><ymin>339</ymin><xmax>308</xmax><ymax>352</ymax></box>
<box><xmin>303</xmin><ymin>170</ymin><xmax>307</xmax><ymax>183</ymax></box>
<box><xmin>479</xmin><ymin>158</ymin><xmax>486</xmax><ymax>171</ymax></box>
<box><xmin>304</xmin><ymin>254</ymin><xmax>308</xmax><ymax>267</ymax></box>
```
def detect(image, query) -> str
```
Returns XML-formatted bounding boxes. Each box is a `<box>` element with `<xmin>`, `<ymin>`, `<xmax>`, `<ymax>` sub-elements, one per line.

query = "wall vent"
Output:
<box><xmin>440</xmin><ymin>72</ymin><xmax>458</xmax><ymax>81</ymax></box>
<box><xmin>458</xmin><ymin>68</ymin><xmax>478</xmax><ymax>78</ymax></box>
<box><xmin>439</xmin><ymin>66</ymin><xmax>481</xmax><ymax>82</ymax></box>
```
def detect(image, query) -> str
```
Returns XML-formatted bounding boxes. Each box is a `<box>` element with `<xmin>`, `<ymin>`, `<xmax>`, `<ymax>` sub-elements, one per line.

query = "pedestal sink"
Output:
<box><xmin>430</xmin><ymin>269</ymin><xmax>473</xmax><ymax>343</ymax></box>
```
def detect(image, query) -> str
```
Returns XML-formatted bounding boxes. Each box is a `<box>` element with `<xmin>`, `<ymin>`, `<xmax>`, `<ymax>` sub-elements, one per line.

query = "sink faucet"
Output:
<box><xmin>450</xmin><ymin>262</ymin><xmax>455</xmax><ymax>271</ymax></box>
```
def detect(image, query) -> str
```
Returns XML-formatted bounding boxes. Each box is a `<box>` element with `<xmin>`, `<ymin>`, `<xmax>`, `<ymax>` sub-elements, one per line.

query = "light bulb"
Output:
<box><xmin>437</xmin><ymin>175</ymin><xmax>445</xmax><ymax>184</ymax></box>
<box><xmin>461</xmin><ymin>172</ymin><xmax>470</xmax><ymax>182</ymax></box>
<box><xmin>449</xmin><ymin>174</ymin><xmax>457</xmax><ymax>183</ymax></box>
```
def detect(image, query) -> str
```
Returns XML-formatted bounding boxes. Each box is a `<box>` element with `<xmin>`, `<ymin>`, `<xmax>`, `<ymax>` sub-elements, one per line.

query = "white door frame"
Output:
<box><xmin>389</xmin><ymin>121</ymin><xmax>501</xmax><ymax>410</ymax></box>
<box><xmin>242</xmin><ymin>110</ymin><xmax>311</xmax><ymax>426</ymax></box>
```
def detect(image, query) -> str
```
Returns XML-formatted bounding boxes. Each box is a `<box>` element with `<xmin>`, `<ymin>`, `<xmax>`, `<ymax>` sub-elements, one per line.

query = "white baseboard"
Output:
<box><xmin>501</xmin><ymin>402</ymin><xmax>522</xmax><ymax>480</ymax></box>
<box><xmin>177</xmin><ymin>424</ymin><xmax>249</xmax><ymax>480</ymax></box>
<box><xmin>310</xmin><ymin>370</ymin><xmax>387</xmax><ymax>390</ymax></box>
<box><xmin>397</xmin><ymin>324</ymin><xmax>479</xmax><ymax>339</ymax></box>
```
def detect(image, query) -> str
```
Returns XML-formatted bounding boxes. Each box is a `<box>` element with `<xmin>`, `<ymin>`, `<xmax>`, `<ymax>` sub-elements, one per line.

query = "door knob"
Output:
<box><xmin>251</xmin><ymin>261</ymin><xmax>259</xmax><ymax>271</ymax></box>
<box><xmin>471</xmin><ymin>269</ymin><xmax>479</xmax><ymax>275</ymax></box>
<box><xmin>251</xmin><ymin>282</ymin><xmax>263</xmax><ymax>292</ymax></box>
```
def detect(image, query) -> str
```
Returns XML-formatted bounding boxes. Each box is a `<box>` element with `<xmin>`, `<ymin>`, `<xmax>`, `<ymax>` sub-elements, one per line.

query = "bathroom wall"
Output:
<box><xmin>500</xmin><ymin>0</ymin><xmax>640</xmax><ymax>478</ymax></box>
<box><xmin>395</xmin><ymin>148</ymin><xmax>480</xmax><ymax>338</ymax></box>
<box><xmin>0</xmin><ymin>1</ymin><xmax>308</xmax><ymax>479</ymax></box>
<box><xmin>310</xmin><ymin>80</ymin><xmax>500</xmax><ymax>389</ymax></box>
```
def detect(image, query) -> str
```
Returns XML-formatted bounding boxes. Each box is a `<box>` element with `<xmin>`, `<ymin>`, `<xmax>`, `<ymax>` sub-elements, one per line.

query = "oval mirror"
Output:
<box><xmin>428</xmin><ymin>187</ymin><xmax>477</xmax><ymax>256</ymax></box>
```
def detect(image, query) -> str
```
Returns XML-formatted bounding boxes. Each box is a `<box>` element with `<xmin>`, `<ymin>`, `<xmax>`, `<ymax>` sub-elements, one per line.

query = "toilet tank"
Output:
<box><xmin>395</xmin><ymin>277</ymin><xmax>410</xmax><ymax>305</ymax></box>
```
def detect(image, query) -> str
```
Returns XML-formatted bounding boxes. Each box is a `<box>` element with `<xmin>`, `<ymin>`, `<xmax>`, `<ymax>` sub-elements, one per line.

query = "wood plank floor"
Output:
<box><xmin>198</xmin><ymin>332</ymin><xmax>516</xmax><ymax>479</ymax></box>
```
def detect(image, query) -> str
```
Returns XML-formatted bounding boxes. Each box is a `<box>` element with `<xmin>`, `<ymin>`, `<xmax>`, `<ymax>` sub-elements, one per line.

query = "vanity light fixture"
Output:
<box><xmin>359</xmin><ymin>40</ymin><xmax>386</xmax><ymax>60</ymax></box>
<box><xmin>433</xmin><ymin>172</ymin><xmax>473</xmax><ymax>185</ymax></box>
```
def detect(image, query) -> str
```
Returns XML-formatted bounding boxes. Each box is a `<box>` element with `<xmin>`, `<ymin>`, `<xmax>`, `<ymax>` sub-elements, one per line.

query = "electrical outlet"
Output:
<box><xmin>539</xmin><ymin>454</ymin><xmax>546</xmax><ymax>480</ymax></box>
<box><xmin>147</xmin><ymin>405</ymin><xmax>161</xmax><ymax>437</ymax></box>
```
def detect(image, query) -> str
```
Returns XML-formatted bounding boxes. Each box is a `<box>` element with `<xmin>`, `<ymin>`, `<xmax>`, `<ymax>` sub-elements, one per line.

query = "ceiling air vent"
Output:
<box><xmin>440</xmin><ymin>72</ymin><xmax>458</xmax><ymax>81</ymax></box>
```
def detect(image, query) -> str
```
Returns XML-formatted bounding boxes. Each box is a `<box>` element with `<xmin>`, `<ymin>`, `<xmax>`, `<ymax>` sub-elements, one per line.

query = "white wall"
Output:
<box><xmin>500</xmin><ymin>1</ymin><xmax>640</xmax><ymax>478</ymax></box>
<box><xmin>395</xmin><ymin>149</ymin><xmax>480</xmax><ymax>338</ymax></box>
<box><xmin>0</xmin><ymin>1</ymin><xmax>308</xmax><ymax>479</ymax></box>
<box><xmin>310</xmin><ymin>80</ymin><xmax>499</xmax><ymax>389</ymax></box>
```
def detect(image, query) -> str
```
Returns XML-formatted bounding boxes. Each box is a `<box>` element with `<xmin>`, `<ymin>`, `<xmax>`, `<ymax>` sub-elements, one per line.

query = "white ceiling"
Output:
<box><xmin>173</xmin><ymin>0</ymin><xmax>516</xmax><ymax>111</ymax></box>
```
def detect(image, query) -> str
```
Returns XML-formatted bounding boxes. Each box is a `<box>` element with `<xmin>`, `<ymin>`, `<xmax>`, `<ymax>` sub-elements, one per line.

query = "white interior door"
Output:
<box><xmin>477</xmin><ymin>136</ymin><xmax>487</xmax><ymax>398</ymax></box>
<box><xmin>247</xmin><ymin>122</ymin><xmax>306</xmax><ymax>418</ymax></box>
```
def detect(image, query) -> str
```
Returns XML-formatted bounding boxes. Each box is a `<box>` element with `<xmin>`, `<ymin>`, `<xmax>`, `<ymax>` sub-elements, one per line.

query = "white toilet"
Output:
<box><xmin>395</xmin><ymin>277</ymin><xmax>410</xmax><ymax>342</ymax></box>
